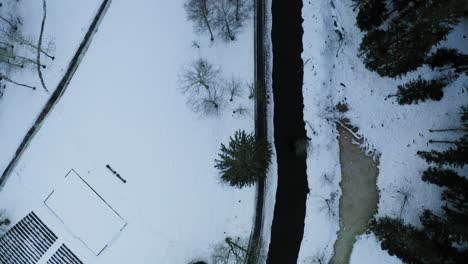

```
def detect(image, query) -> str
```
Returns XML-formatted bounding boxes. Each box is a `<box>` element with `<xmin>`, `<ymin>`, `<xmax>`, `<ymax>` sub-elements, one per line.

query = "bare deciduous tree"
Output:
<box><xmin>180</xmin><ymin>58</ymin><xmax>224</xmax><ymax>116</ymax></box>
<box><xmin>224</xmin><ymin>77</ymin><xmax>242</xmax><ymax>102</ymax></box>
<box><xmin>0</xmin><ymin>0</ymin><xmax>53</xmax><ymax>94</ymax></box>
<box><xmin>232</xmin><ymin>0</ymin><xmax>252</xmax><ymax>23</ymax></box>
<box><xmin>321</xmin><ymin>173</ymin><xmax>334</xmax><ymax>185</ymax></box>
<box><xmin>185</xmin><ymin>0</ymin><xmax>252</xmax><ymax>42</ymax></box>
<box><xmin>185</xmin><ymin>0</ymin><xmax>216</xmax><ymax>41</ymax></box>
<box><xmin>189</xmin><ymin>84</ymin><xmax>224</xmax><ymax>116</ymax></box>
<box><xmin>211</xmin><ymin>237</ymin><xmax>248</xmax><ymax>264</ymax></box>
<box><xmin>213</xmin><ymin>0</ymin><xmax>239</xmax><ymax>41</ymax></box>
<box><xmin>0</xmin><ymin>45</ymin><xmax>46</xmax><ymax>68</ymax></box>
<box><xmin>319</xmin><ymin>191</ymin><xmax>339</xmax><ymax>217</ymax></box>
<box><xmin>1</xmin><ymin>28</ymin><xmax>55</xmax><ymax>60</ymax></box>
<box><xmin>0</xmin><ymin>73</ymin><xmax>36</xmax><ymax>90</ymax></box>
<box><xmin>396</xmin><ymin>188</ymin><xmax>412</xmax><ymax>220</ymax></box>
<box><xmin>180</xmin><ymin>58</ymin><xmax>220</xmax><ymax>95</ymax></box>
<box><xmin>232</xmin><ymin>105</ymin><xmax>248</xmax><ymax>117</ymax></box>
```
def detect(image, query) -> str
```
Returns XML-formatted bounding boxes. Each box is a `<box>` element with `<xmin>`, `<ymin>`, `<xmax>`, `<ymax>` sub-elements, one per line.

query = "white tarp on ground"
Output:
<box><xmin>45</xmin><ymin>170</ymin><xmax>126</xmax><ymax>255</ymax></box>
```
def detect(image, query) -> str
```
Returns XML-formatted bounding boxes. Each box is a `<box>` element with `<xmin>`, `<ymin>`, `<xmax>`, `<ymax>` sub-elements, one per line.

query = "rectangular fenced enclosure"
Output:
<box><xmin>45</xmin><ymin>170</ymin><xmax>126</xmax><ymax>255</ymax></box>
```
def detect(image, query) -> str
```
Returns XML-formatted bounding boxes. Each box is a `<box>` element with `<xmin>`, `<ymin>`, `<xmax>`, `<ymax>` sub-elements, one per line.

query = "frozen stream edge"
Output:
<box><xmin>330</xmin><ymin>122</ymin><xmax>379</xmax><ymax>264</ymax></box>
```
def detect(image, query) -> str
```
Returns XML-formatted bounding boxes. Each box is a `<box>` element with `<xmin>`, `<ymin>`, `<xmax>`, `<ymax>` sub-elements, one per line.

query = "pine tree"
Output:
<box><xmin>359</xmin><ymin>0</ymin><xmax>465</xmax><ymax>77</ymax></box>
<box><xmin>393</xmin><ymin>78</ymin><xmax>446</xmax><ymax>105</ymax></box>
<box><xmin>422</xmin><ymin>167</ymin><xmax>466</xmax><ymax>190</ymax></box>
<box><xmin>371</xmin><ymin>214</ymin><xmax>468</xmax><ymax>263</ymax></box>
<box><xmin>422</xmin><ymin>167</ymin><xmax>468</xmax><ymax>243</ymax></box>
<box><xmin>372</xmin><ymin>107</ymin><xmax>468</xmax><ymax>263</ymax></box>
<box><xmin>418</xmin><ymin>107</ymin><xmax>467</xmax><ymax>174</ymax></box>
<box><xmin>419</xmin><ymin>210</ymin><xmax>467</xmax><ymax>262</ymax></box>
<box><xmin>369</xmin><ymin>217</ymin><xmax>444</xmax><ymax>263</ymax></box>
<box><xmin>417</xmin><ymin>139</ymin><xmax>467</xmax><ymax>168</ymax></box>
<box><xmin>354</xmin><ymin>0</ymin><xmax>388</xmax><ymax>31</ymax></box>
<box><xmin>215</xmin><ymin>130</ymin><xmax>272</xmax><ymax>188</ymax></box>
<box><xmin>426</xmin><ymin>48</ymin><xmax>468</xmax><ymax>75</ymax></box>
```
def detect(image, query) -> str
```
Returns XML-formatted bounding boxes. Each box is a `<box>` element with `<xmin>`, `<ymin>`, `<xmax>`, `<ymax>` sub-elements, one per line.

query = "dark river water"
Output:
<box><xmin>266</xmin><ymin>0</ymin><xmax>309</xmax><ymax>263</ymax></box>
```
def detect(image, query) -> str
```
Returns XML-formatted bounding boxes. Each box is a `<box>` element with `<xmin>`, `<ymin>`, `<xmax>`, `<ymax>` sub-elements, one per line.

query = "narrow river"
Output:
<box><xmin>266</xmin><ymin>0</ymin><xmax>308</xmax><ymax>263</ymax></box>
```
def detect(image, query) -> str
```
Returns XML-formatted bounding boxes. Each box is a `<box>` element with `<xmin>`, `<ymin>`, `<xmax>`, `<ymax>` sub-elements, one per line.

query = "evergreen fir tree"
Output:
<box><xmin>371</xmin><ymin>214</ymin><xmax>468</xmax><ymax>263</ymax></box>
<box><xmin>354</xmin><ymin>0</ymin><xmax>388</xmax><ymax>31</ymax></box>
<box><xmin>419</xmin><ymin>210</ymin><xmax>468</xmax><ymax>262</ymax></box>
<box><xmin>215</xmin><ymin>130</ymin><xmax>272</xmax><ymax>188</ymax></box>
<box><xmin>359</xmin><ymin>0</ymin><xmax>464</xmax><ymax>77</ymax></box>
<box><xmin>369</xmin><ymin>217</ymin><xmax>444</xmax><ymax>263</ymax></box>
<box><xmin>417</xmin><ymin>139</ymin><xmax>467</xmax><ymax>168</ymax></box>
<box><xmin>372</xmin><ymin>107</ymin><xmax>468</xmax><ymax>263</ymax></box>
<box><xmin>393</xmin><ymin>78</ymin><xmax>446</xmax><ymax>105</ymax></box>
<box><xmin>422</xmin><ymin>167</ymin><xmax>468</xmax><ymax>244</ymax></box>
<box><xmin>426</xmin><ymin>48</ymin><xmax>468</xmax><ymax>75</ymax></box>
<box><xmin>422</xmin><ymin>167</ymin><xmax>466</xmax><ymax>190</ymax></box>
<box><xmin>419</xmin><ymin>106</ymin><xmax>468</xmax><ymax>166</ymax></box>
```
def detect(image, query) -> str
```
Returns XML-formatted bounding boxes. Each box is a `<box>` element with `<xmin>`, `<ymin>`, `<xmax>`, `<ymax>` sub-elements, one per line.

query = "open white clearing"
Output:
<box><xmin>0</xmin><ymin>0</ymin><xmax>255</xmax><ymax>263</ymax></box>
<box><xmin>45</xmin><ymin>170</ymin><xmax>126</xmax><ymax>256</ymax></box>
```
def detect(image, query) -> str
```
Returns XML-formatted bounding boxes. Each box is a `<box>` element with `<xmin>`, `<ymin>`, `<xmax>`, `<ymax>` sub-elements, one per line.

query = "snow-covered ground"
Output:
<box><xmin>2</xmin><ymin>0</ymin><xmax>466</xmax><ymax>263</ymax></box>
<box><xmin>299</xmin><ymin>0</ymin><xmax>467</xmax><ymax>263</ymax></box>
<box><xmin>259</xmin><ymin>0</ymin><xmax>277</xmax><ymax>259</ymax></box>
<box><xmin>0</xmin><ymin>0</ymin><xmax>101</xmax><ymax>172</ymax></box>
<box><xmin>0</xmin><ymin>0</ymin><xmax>256</xmax><ymax>263</ymax></box>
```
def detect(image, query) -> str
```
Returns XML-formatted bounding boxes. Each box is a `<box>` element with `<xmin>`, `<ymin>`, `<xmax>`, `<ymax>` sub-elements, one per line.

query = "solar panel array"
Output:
<box><xmin>47</xmin><ymin>244</ymin><xmax>83</xmax><ymax>264</ymax></box>
<box><xmin>0</xmin><ymin>212</ymin><xmax>57</xmax><ymax>264</ymax></box>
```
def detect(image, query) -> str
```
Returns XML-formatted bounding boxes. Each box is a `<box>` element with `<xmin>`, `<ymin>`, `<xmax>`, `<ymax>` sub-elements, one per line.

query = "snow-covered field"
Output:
<box><xmin>0</xmin><ymin>0</ymin><xmax>100</xmax><ymax>173</ymax></box>
<box><xmin>2</xmin><ymin>0</ymin><xmax>466</xmax><ymax>263</ymax></box>
<box><xmin>0</xmin><ymin>0</ymin><xmax>256</xmax><ymax>263</ymax></box>
<box><xmin>299</xmin><ymin>0</ymin><xmax>467</xmax><ymax>263</ymax></box>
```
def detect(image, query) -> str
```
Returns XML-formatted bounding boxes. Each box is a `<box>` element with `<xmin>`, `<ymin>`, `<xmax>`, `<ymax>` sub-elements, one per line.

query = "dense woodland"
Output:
<box><xmin>355</xmin><ymin>1</ymin><xmax>468</xmax><ymax>263</ymax></box>
<box><xmin>355</xmin><ymin>0</ymin><xmax>467</xmax><ymax>105</ymax></box>
<box><xmin>370</xmin><ymin>107</ymin><xmax>468</xmax><ymax>264</ymax></box>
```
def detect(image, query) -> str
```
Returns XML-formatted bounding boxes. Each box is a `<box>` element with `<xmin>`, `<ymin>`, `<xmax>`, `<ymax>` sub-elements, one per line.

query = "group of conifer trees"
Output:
<box><xmin>369</xmin><ymin>106</ymin><xmax>468</xmax><ymax>263</ymax></box>
<box><xmin>354</xmin><ymin>0</ymin><xmax>467</xmax><ymax>105</ymax></box>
